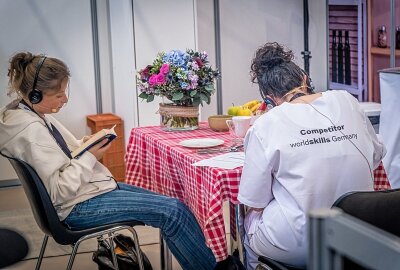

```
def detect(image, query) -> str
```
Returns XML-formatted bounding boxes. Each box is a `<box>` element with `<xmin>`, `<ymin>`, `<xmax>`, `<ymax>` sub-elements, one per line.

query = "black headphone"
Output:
<box><xmin>259</xmin><ymin>69</ymin><xmax>315</xmax><ymax>108</ymax></box>
<box><xmin>28</xmin><ymin>56</ymin><xmax>47</xmax><ymax>104</ymax></box>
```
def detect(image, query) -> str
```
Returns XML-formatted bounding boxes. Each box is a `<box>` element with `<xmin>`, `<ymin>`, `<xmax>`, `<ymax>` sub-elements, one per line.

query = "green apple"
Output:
<box><xmin>227</xmin><ymin>105</ymin><xmax>240</xmax><ymax>116</ymax></box>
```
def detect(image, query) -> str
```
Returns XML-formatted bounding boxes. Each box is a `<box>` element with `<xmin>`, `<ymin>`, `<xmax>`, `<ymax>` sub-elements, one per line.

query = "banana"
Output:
<box><xmin>250</xmin><ymin>102</ymin><xmax>261</xmax><ymax>112</ymax></box>
<box><xmin>242</xmin><ymin>100</ymin><xmax>261</xmax><ymax>109</ymax></box>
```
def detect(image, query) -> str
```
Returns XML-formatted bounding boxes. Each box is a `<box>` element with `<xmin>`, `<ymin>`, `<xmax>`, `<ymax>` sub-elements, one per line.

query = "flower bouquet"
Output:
<box><xmin>137</xmin><ymin>49</ymin><xmax>220</xmax><ymax>130</ymax></box>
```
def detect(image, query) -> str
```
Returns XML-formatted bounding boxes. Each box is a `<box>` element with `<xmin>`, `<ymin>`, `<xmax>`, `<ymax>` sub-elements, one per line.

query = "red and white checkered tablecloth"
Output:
<box><xmin>374</xmin><ymin>163</ymin><xmax>391</xmax><ymax>190</ymax></box>
<box><xmin>125</xmin><ymin>123</ymin><xmax>241</xmax><ymax>261</ymax></box>
<box><xmin>124</xmin><ymin>122</ymin><xmax>390</xmax><ymax>261</ymax></box>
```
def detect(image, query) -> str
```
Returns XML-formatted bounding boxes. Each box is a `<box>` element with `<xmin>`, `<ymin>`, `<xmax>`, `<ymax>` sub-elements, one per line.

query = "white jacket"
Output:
<box><xmin>0</xmin><ymin>100</ymin><xmax>117</xmax><ymax>220</ymax></box>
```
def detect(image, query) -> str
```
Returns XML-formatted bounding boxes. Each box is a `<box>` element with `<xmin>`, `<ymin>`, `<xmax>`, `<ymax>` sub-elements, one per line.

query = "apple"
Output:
<box><xmin>227</xmin><ymin>105</ymin><xmax>240</xmax><ymax>116</ymax></box>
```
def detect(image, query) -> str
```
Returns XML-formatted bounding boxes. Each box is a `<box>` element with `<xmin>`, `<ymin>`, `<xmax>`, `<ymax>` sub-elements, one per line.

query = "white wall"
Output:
<box><xmin>196</xmin><ymin>0</ymin><xmax>218</xmax><ymax>119</ymax></box>
<box><xmin>309</xmin><ymin>0</ymin><xmax>328</xmax><ymax>93</ymax></box>
<box><xmin>0</xmin><ymin>0</ymin><xmax>328</xmax><ymax>181</ymax></box>
<box><xmin>107</xmin><ymin>0</ymin><xmax>138</xmax><ymax>140</ymax></box>
<box><xmin>217</xmin><ymin>0</ymin><xmax>327</xmax><ymax>114</ymax></box>
<box><xmin>0</xmin><ymin>0</ymin><xmax>98</xmax><ymax>181</ymax></box>
<box><xmin>132</xmin><ymin>0</ymin><xmax>198</xmax><ymax>127</ymax></box>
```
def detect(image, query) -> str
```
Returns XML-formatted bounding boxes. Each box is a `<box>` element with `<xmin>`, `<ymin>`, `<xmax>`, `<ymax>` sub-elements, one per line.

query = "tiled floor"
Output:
<box><xmin>0</xmin><ymin>186</ymin><xmax>183</xmax><ymax>270</ymax></box>
<box><xmin>0</xmin><ymin>186</ymin><xmax>233</xmax><ymax>270</ymax></box>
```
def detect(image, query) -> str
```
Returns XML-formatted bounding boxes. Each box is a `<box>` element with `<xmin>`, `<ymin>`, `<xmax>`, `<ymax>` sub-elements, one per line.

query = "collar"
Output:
<box><xmin>281</xmin><ymin>86</ymin><xmax>306</xmax><ymax>100</ymax></box>
<box><xmin>18</xmin><ymin>100</ymin><xmax>52</xmax><ymax>130</ymax></box>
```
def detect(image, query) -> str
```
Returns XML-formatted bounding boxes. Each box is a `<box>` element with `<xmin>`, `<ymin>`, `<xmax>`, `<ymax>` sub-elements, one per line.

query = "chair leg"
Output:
<box><xmin>256</xmin><ymin>263</ymin><xmax>274</xmax><ymax>270</ymax></box>
<box><xmin>127</xmin><ymin>227</ymin><xmax>145</xmax><ymax>270</ymax></box>
<box><xmin>65</xmin><ymin>244</ymin><xmax>78</xmax><ymax>270</ymax></box>
<box><xmin>66</xmin><ymin>238</ymin><xmax>85</xmax><ymax>270</ymax></box>
<box><xmin>35</xmin><ymin>235</ymin><xmax>48</xmax><ymax>270</ymax></box>
<box><xmin>160</xmin><ymin>232</ymin><xmax>172</xmax><ymax>270</ymax></box>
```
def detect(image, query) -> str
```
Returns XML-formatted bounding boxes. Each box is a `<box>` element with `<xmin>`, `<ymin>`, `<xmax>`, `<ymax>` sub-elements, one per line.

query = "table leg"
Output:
<box><xmin>160</xmin><ymin>231</ymin><xmax>172</xmax><ymax>270</ymax></box>
<box><xmin>229</xmin><ymin>203</ymin><xmax>246</xmax><ymax>264</ymax></box>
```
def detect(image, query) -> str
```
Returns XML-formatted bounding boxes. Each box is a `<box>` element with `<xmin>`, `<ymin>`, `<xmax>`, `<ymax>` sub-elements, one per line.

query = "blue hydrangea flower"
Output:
<box><xmin>163</xmin><ymin>50</ymin><xmax>190</xmax><ymax>67</ymax></box>
<box><xmin>180</xmin><ymin>82</ymin><xmax>189</xmax><ymax>89</ymax></box>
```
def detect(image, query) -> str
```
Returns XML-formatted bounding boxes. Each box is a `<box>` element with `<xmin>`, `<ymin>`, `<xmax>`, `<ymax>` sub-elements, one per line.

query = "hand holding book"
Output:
<box><xmin>87</xmin><ymin>138</ymin><xmax>113</xmax><ymax>160</ymax></box>
<box><xmin>72</xmin><ymin>125</ymin><xmax>117</xmax><ymax>159</ymax></box>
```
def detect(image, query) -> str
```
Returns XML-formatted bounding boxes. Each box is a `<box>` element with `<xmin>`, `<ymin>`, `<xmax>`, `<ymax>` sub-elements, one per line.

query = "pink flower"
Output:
<box><xmin>149</xmin><ymin>74</ymin><xmax>158</xmax><ymax>86</ymax></box>
<box><xmin>194</xmin><ymin>57</ymin><xmax>203</xmax><ymax>68</ymax></box>
<box><xmin>160</xmin><ymin>63</ymin><xmax>170</xmax><ymax>74</ymax></box>
<box><xmin>140</xmin><ymin>65</ymin><xmax>151</xmax><ymax>79</ymax></box>
<box><xmin>156</xmin><ymin>74</ymin><xmax>166</xmax><ymax>85</ymax></box>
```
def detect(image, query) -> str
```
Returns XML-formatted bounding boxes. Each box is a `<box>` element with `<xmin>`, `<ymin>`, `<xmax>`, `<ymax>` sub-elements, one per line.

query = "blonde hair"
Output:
<box><xmin>7</xmin><ymin>52</ymin><xmax>70</xmax><ymax>97</ymax></box>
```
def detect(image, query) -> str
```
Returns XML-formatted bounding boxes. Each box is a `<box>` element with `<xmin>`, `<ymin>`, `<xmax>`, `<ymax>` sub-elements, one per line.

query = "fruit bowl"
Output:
<box><xmin>208</xmin><ymin>115</ymin><xmax>232</xmax><ymax>132</ymax></box>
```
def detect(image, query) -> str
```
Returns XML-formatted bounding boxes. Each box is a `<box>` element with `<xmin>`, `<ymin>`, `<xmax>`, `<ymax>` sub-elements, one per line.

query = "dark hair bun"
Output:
<box><xmin>257</xmin><ymin>42</ymin><xmax>294</xmax><ymax>70</ymax></box>
<box><xmin>250</xmin><ymin>42</ymin><xmax>304</xmax><ymax>98</ymax></box>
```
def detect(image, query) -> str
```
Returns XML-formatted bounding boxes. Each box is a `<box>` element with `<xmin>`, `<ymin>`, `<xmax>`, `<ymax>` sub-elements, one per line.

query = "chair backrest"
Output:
<box><xmin>333</xmin><ymin>188</ymin><xmax>400</xmax><ymax>237</ymax></box>
<box><xmin>308</xmin><ymin>208</ymin><xmax>400</xmax><ymax>270</ymax></box>
<box><xmin>2</xmin><ymin>154</ymin><xmax>73</xmax><ymax>245</ymax></box>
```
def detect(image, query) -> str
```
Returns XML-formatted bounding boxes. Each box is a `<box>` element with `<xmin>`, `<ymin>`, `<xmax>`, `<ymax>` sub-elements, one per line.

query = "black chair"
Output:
<box><xmin>256</xmin><ymin>257</ymin><xmax>305</xmax><ymax>270</ymax></box>
<box><xmin>333</xmin><ymin>188</ymin><xmax>400</xmax><ymax>237</ymax></box>
<box><xmin>251</xmin><ymin>188</ymin><xmax>400</xmax><ymax>270</ymax></box>
<box><xmin>332</xmin><ymin>188</ymin><xmax>400</xmax><ymax>270</ymax></box>
<box><xmin>1</xmin><ymin>153</ymin><xmax>145</xmax><ymax>270</ymax></box>
<box><xmin>307</xmin><ymin>188</ymin><xmax>400</xmax><ymax>270</ymax></box>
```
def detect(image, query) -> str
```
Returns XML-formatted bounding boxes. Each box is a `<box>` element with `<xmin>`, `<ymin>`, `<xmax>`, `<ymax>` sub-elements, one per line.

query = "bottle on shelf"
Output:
<box><xmin>377</xmin><ymin>25</ymin><xmax>387</xmax><ymax>48</ymax></box>
<box><xmin>396</xmin><ymin>26</ymin><xmax>400</xmax><ymax>50</ymax></box>
<box><xmin>337</xmin><ymin>30</ymin><xmax>344</xmax><ymax>84</ymax></box>
<box><xmin>332</xmin><ymin>30</ymin><xmax>337</xmax><ymax>82</ymax></box>
<box><xmin>344</xmin><ymin>30</ymin><xmax>351</xmax><ymax>85</ymax></box>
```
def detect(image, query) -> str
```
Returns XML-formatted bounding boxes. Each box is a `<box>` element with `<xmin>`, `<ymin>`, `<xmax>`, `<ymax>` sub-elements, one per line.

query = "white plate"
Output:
<box><xmin>179</xmin><ymin>138</ymin><xmax>224</xmax><ymax>149</ymax></box>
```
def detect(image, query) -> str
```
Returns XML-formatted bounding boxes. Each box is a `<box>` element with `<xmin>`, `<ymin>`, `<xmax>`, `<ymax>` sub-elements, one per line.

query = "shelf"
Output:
<box><xmin>370</xmin><ymin>46</ymin><xmax>400</xmax><ymax>56</ymax></box>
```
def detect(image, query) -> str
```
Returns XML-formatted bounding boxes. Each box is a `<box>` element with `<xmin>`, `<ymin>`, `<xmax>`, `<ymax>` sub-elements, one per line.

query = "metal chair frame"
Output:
<box><xmin>1</xmin><ymin>153</ymin><xmax>145</xmax><ymax>270</ymax></box>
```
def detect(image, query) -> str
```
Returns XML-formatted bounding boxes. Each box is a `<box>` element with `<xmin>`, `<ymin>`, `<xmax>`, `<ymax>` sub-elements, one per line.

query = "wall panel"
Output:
<box><xmin>0</xmin><ymin>0</ymin><xmax>97</xmax><ymax>180</ymax></box>
<box><xmin>132</xmin><ymin>0</ymin><xmax>197</xmax><ymax>127</ymax></box>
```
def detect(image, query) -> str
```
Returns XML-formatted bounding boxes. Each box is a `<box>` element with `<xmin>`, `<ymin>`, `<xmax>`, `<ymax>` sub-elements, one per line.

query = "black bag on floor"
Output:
<box><xmin>92</xmin><ymin>234</ymin><xmax>153</xmax><ymax>270</ymax></box>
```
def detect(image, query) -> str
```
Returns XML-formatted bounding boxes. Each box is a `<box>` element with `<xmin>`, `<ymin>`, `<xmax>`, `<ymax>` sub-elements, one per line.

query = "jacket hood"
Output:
<box><xmin>0</xmin><ymin>99</ymin><xmax>44</xmax><ymax>150</ymax></box>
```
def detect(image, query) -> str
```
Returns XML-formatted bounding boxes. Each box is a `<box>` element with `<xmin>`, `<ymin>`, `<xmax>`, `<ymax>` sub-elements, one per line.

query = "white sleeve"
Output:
<box><xmin>365</xmin><ymin>114</ymin><xmax>386</xmax><ymax>169</ymax></box>
<box><xmin>17</xmin><ymin>123</ymin><xmax>99</xmax><ymax>204</ymax></box>
<box><xmin>238</xmin><ymin>128</ymin><xmax>275</xmax><ymax>208</ymax></box>
<box><xmin>347</xmin><ymin>92</ymin><xmax>386</xmax><ymax>169</ymax></box>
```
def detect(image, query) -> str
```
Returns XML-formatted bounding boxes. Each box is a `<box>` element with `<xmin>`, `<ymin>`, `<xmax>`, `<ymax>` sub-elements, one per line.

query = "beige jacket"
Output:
<box><xmin>0</xmin><ymin>100</ymin><xmax>117</xmax><ymax>220</ymax></box>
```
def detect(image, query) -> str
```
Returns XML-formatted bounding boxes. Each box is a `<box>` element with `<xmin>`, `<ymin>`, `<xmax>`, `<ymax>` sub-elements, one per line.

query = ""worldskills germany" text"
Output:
<box><xmin>290</xmin><ymin>125</ymin><xmax>358</xmax><ymax>148</ymax></box>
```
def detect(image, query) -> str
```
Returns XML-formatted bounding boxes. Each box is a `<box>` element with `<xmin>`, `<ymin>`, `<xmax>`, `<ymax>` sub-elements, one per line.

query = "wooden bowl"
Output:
<box><xmin>208</xmin><ymin>115</ymin><xmax>232</xmax><ymax>132</ymax></box>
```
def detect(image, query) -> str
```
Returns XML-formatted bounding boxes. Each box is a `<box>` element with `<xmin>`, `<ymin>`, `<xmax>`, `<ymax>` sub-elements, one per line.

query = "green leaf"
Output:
<box><xmin>190</xmin><ymin>90</ymin><xmax>197</xmax><ymax>97</ymax></box>
<box><xmin>205</xmin><ymin>85</ymin><xmax>214</xmax><ymax>91</ymax></box>
<box><xmin>192</xmin><ymin>97</ymin><xmax>201</xmax><ymax>107</ymax></box>
<box><xmin>138</xmin><ymin>92</ymin><xmax>148</xmax><ymax>99</ymax></box>
<box><xmin>147</xmin><ymin>95</ymin><xmax>154</xmax><ymax>102</ymax></box>
<box><xmin>200</xmin><ymin>93</ymin><xmax>209</xmax><ymax>103</ymax></box>
<box><xmin>172</xmin><ymin>92</ymin><xmax>184</xmax><ymax>101</ymax></box>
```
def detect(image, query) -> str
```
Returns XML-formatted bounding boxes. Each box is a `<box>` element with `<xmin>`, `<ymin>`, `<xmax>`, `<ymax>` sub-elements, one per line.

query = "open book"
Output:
<box><xmin>71</xmin><ymin>125</ymin><xmax>117</xmax><ymax>159</ymax></box>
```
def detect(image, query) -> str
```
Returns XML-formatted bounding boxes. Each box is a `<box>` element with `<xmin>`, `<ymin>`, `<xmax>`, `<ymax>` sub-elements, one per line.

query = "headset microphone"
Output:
<box><xmin>33</xmin><ymin>103</ymin><xmax>58</xmax><ymax>113</ymax></box>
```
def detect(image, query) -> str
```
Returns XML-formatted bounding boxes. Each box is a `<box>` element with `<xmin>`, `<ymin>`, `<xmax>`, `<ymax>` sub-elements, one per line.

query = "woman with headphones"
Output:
<box><xmin>238</xmin><ymin>42</ymin><xmax>386</xmax><ymax>269</ymax></box>
<box><xmin>0</xmin><ymin>52</ymin><xmax>246</xmax><ymax>270</ymax></box>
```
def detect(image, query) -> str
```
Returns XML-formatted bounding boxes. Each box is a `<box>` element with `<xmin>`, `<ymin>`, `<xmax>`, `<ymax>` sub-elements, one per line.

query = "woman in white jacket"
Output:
<box><xmin>0</xmin><ymin>52</ymin><xmax>243</xmax><ymax>270</ymax></box>
<box><xmin>238</xmin><ymin>42</ymin><xmax>386</xmax><ymax>269</ymax></box>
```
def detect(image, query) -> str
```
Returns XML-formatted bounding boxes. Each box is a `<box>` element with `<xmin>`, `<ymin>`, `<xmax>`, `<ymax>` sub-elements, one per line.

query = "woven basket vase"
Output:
<box><xmin>159</xmin><ymin>103</ymin><xmax>199</xmax><ymax>131</ymax></box>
